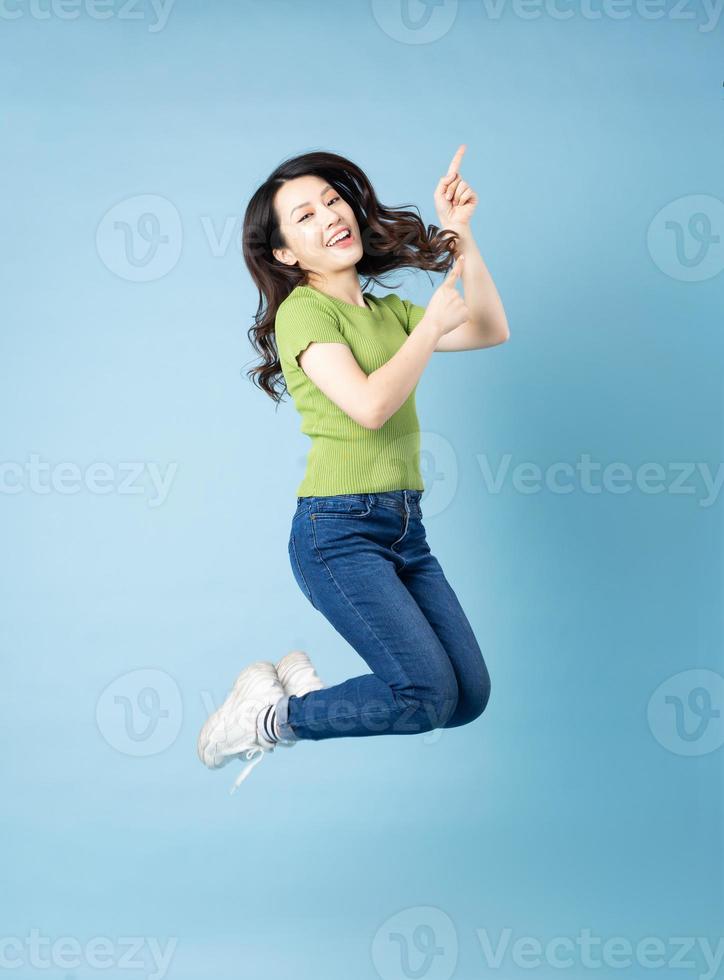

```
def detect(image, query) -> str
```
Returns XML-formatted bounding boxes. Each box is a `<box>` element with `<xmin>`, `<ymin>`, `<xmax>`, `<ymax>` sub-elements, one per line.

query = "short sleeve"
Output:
<box><xmin>384</xmin><ymin>293</ymin><xmax>427</xmax><ymax>336</ymax></box>
<box><xmin>275</xmin><ymin>292</ymin><xmax>351</xmax><ymax>368</ymax></box>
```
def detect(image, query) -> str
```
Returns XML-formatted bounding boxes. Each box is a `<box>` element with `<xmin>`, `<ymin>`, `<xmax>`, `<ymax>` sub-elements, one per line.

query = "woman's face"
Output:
<box><xmin>272</xmin><ymin>174</ymin><xmax>363</xmax><ymax>280</ymax></box>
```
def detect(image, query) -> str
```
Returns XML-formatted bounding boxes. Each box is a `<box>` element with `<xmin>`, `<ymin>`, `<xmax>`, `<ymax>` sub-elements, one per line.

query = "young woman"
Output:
<box><xmin>198</xmin><ymin>145</ymin><xmax>509</xmax><ymax>792</ymax></box>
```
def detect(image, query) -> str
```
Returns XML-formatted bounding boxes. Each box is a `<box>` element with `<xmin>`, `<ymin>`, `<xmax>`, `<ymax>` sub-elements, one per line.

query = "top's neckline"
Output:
<box><xmin>299</xmin><ymin>284</ymin><xmax>376</xmax><ymax>313</ymax></box>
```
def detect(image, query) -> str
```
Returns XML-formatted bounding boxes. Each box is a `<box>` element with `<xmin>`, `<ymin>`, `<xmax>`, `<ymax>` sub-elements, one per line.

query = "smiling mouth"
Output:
<box><xmin>326</xmin><ymin>229</ymin><xmax>352</xmax><ymax>247</ymax></box>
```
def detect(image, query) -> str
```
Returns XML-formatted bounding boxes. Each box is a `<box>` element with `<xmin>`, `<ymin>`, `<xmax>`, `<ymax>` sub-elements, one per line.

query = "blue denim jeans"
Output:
<box><xmin>276</xmin><ymin>490</ymin><xmax>491</xmax><ymax>742</ymax></box>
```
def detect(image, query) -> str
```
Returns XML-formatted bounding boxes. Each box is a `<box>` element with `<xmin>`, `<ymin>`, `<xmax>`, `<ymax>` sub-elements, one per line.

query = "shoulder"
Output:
<box><xmin>274</xmin><ymin>286</ymin><xmax>348</xmax><ymax>365</ymax></box>
<box><xmin>275</xmin><ymin>286</ymin><xmax>341</xmax><ymax>339</ymax></box>
<box><xmin>276</xmin><ymin>285</ymin><xmax>339</xmax><ymax>320</ymax></box>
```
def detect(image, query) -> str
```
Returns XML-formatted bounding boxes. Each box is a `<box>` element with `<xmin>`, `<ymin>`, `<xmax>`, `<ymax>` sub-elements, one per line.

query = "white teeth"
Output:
<box><xmin>327</xmin><ymin>229</ymin><xmax>350</xmax><ymax>246</ymax></box>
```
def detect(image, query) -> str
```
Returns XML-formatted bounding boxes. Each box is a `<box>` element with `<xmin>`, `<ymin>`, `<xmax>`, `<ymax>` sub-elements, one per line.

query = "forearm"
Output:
<box><xmin>450</xmin><ymin>225</ymin><xmax>509</xmax><ymax>341</ymax></box>
<box><xmin>366</xmin><ymin>315</ymin><xmax>440</xmax><ymax>428</ymax></box>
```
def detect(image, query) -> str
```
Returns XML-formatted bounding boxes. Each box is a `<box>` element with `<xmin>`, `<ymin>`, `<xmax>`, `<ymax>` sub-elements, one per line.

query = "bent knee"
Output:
<box><xmin>450</xmin><ymin>671</ymin><xmax>492</xmax><ymax>728</ymax></box>
<box><xmin>423</xmin><ymin>677</ymin><xmax>460</xmax><ymax>730</ymax></box>
<box><xmin>398</xmin><ymin>675</ymin><xmax>459</xmax><ymax>732</ymax></box>
<box><xmin>472</xmin><ymin>671</ymin><xmax>492</xmax><ymax>720</ymax></box>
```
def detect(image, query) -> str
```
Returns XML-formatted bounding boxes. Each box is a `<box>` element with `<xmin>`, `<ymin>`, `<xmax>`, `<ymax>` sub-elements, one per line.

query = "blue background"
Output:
<box><xmin>2</xmin><ymin>0</ymin><xmax>722</xmax><ymax>977</ymax></box>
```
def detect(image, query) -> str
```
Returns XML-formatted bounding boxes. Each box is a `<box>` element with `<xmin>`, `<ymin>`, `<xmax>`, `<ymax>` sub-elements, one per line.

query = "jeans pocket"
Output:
<box><xmin>309</xmin><ymin>494</ymin><xmax>372</xmax><ymax>519</ymax></box>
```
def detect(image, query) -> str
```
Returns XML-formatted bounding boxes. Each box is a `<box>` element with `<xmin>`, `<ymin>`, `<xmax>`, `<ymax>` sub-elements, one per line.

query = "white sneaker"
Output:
<box><xmin>275</xmin><ymin>649</ymin><xmax>325</xmax><ymax>699</ymax></box>
<box><xmin>197</xmin><ymin>660</ymin><xmax>285</xmax><ymax>793</ymax></box>
<box><xmin>274</xmin><ymin>650</ymin><xmax>325</xmax><ymax>750</ymax></box>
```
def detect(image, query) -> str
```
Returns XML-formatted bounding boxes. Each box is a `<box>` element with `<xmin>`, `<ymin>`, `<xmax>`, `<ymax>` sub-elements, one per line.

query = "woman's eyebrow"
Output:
<box><xmin>290</xmin><ymin>185</ymin><xmax>334</xmax><ymax>218</ymax></box>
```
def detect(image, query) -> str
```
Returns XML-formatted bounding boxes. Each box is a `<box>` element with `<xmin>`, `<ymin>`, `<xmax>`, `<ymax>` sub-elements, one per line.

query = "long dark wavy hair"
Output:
<box><xmin>242</xmin><ymin>150</ymin><xmax>460</xmax><ymax>405</ymax></box>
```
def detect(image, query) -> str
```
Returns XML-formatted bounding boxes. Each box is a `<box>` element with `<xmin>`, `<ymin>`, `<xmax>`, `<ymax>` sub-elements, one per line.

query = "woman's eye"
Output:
<box><xmin>298</xmin><ymin>197</ymin><xmax>340</xmax><ymax>222</ymax></box>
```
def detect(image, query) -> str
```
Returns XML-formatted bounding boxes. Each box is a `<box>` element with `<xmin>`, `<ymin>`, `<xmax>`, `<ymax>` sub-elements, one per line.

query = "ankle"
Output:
<box><xmin>256</xmin><ymin>701</ymin><xmax>281</xmax><ymax>747</ymax></box>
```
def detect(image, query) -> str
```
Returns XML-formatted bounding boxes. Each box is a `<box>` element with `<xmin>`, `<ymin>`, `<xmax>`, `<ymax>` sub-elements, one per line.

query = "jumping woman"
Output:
<box><xmin>197</xmin><ymin>144</ymin><xmax>510</xmax><ymax>792</ymax></box>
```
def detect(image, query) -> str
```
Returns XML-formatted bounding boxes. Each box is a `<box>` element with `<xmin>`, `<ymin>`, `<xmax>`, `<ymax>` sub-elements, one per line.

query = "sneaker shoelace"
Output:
<box><xmin>230</xmin><ymin>746</ymin><xmax>267</xmax><ymax>793</ymax></box>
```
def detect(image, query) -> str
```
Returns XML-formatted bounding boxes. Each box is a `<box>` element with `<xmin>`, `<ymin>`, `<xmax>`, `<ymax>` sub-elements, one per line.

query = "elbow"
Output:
<box><xmin>478</xmin><ymin>330</ymin><xmax>509</xmax><ymax>351</ymax></box>
<box><xmin>489</xmin><ymin>320</ymin><xmax>510</xmax><ymax>347</ymax></box>
<box><xmin>364</xmin><ymin>408</ymin><xmax>385</xmax><ymax>430</ymax></box>
<box><xmin>350</xmin><ymin>404</ymin><xmax>383</xmax><ymax>430</ymax></box>
<box><xmin>362</xmin><ymin>386</ymin><xmax>387</xmax><ymax>430</ymax></box>
<box><xmin>366</xmin><ymin>405</ymin><xmax>389</xmax><ymax>429</ymax></box>
<box><xmin>474</xmin><ymin>315</ymin><xmax>510</xmax><ymax>350</ymax></box>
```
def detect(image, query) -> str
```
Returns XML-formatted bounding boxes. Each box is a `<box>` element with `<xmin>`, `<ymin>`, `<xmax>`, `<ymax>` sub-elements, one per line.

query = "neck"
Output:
<box><xmin>306</xmin><ymin>269</ymin><xmax>366</xmax><ymax>308</ymax></box>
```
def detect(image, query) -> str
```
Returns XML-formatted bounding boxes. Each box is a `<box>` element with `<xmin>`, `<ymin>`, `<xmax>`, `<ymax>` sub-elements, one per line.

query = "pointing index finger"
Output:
<box><xmin>446</xmin><ymin>143</ymin><xmax>466</xmax><ymax>177</ymax></box>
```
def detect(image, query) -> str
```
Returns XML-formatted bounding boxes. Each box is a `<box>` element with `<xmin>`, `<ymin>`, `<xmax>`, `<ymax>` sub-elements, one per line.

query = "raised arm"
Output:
<box><xmin>433</xmin><ymin>143</ymin><xmax>510</xmax><ymax>351</ymax></box>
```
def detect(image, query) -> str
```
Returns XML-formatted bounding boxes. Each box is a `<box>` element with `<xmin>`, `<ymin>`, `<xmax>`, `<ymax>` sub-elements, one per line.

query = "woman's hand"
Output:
<box><xmin>434</xmin><ymin>144</ymin><xmax>479</xmax><ymax>232</ymax></box>
<box><xmin>424</xmin><ymin>254</ymin><xmax>469</xmax><ymax>336</ymax></box>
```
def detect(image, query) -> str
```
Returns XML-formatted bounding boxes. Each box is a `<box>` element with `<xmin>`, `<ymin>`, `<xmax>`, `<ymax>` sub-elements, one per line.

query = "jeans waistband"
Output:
<box><xmin>370</xmin><ymin>490</ymin><xmax>422</xmax><ymax>514</ymax></box>
<box><xmin>296</xmin><ymin>490</ymin><xmax>422</xmax><ymax>515</ymax></box>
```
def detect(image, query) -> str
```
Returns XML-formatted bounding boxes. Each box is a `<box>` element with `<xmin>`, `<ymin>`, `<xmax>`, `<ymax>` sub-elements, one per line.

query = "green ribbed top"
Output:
<box><xmin>275</xmin><ymin>284</ymin><xmax>427</xmax><ymax>497</ymax></box>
